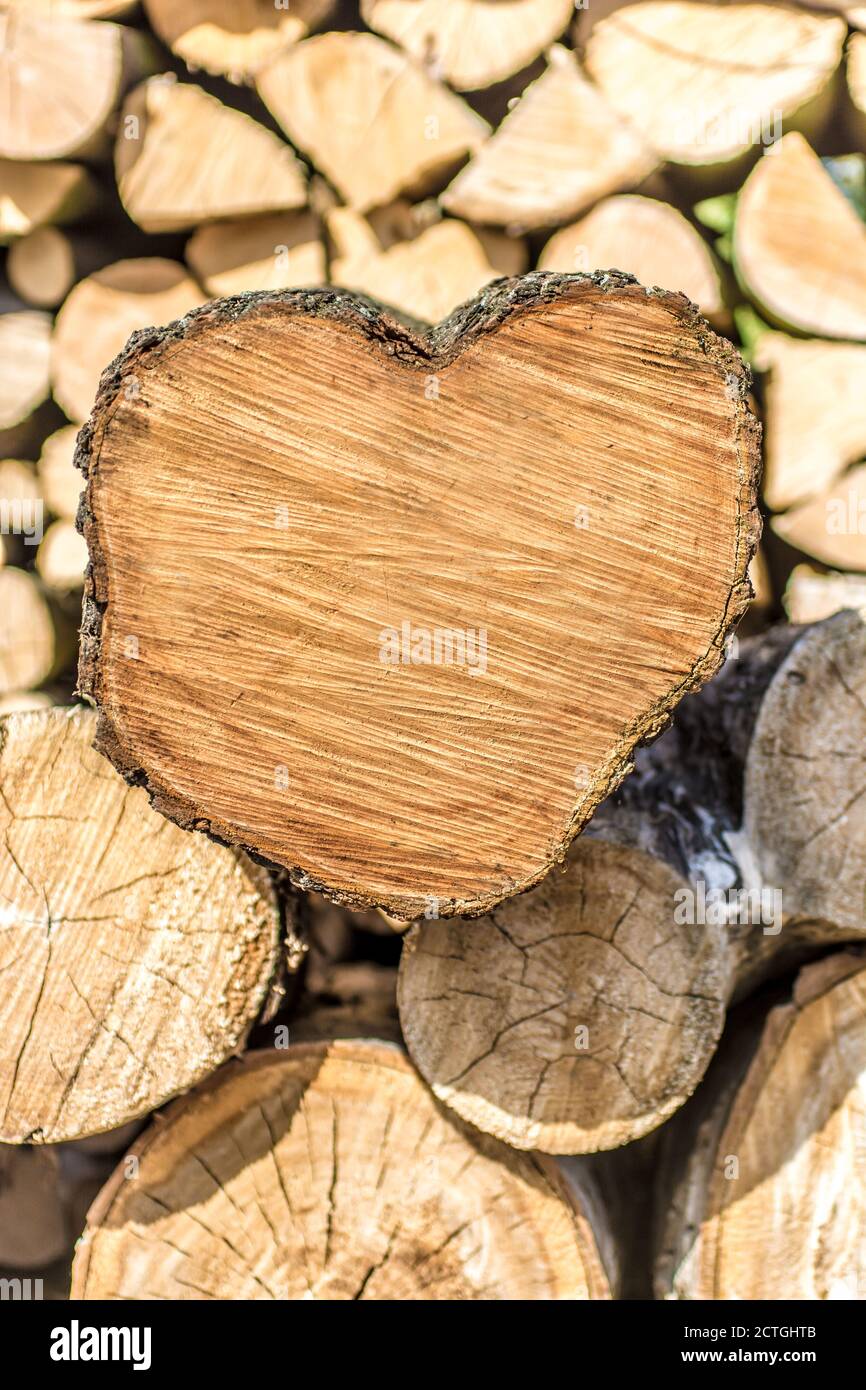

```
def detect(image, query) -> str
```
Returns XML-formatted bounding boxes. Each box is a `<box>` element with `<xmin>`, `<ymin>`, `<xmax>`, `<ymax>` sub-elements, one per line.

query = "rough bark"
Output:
<box><xmin>75</xmin><ymin>272</ymin><xmax>759</xmax><ymax>920</ymax></box>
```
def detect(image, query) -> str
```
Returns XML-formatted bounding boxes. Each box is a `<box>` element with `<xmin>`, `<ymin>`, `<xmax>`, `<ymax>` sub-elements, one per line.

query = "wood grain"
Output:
<box><xmin>77</xmin><ymin>272</ymin><xmax>760</xmax><ymax>919</ymax></box>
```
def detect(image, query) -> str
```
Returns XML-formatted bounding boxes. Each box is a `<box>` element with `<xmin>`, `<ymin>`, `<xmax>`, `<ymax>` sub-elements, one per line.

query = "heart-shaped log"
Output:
<box><xmin>77</xmin><ymin>273</ymin><xmax>760</xmax><ymax>919</ymax></box>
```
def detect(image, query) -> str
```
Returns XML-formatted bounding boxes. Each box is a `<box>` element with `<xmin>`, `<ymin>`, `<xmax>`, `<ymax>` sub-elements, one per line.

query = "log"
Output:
<box><xmin>186</xmin><ymin>212</ymin><xmax>326</xmax><ymax>298</ymax></box>
<box><xmin>0</xmin><ymin>569</ymin><xmax>71</xmax><ymax>696</ymax></box>
<box><xmin>4</xmin><ymin>1</ymin><xmax>138</xmax><ymax>14</ymax></box>
<box><xmin>37</xmin><ymin>426</ymin><xmax>82</xmax><ymax>523</ymax></box>
<box><xmin>0</xmin><ymin>705</ymin><xmax>282</xmax><ymax>1144</ymax></box>
<box><xmin>75</xmin><ymin>273</ymin><xmax>760</xmax><ymax>920</ymax></box>
<box><xmin>116</xmin><ymin>75</ymin><xmax>308</xmax><ymax>233</ymax></box>
<box><xmin>256</xmin><ymin>32</ymin><xmax>489</xmax><ymax>214</ymax></box>
<box><xmin>8</xmin><ymin>228</ymin><xmax>76</xmax><ymax>311</ymax></box>
<box><xmin>143</xmin><ymin>0</ymin><xmax>335</xmax><ymax>80</ymax></box>
<box><xmin>538</xmin><ymin>194</ymin><xmax>724</xmax><ymax>325</ymax></box>
<box><xmin>733</xmin><ymin>132</ymin><xmax>866</xmax><ymax>340</ymax></box>
<box><xmin>848</xmin><ymin>31</ymin><xmax>866</xmax><ymax>141</ymax></box>
<box><xmin>329</xmin><ymin>213</ymin><xmax>527</xmax><ymax>324</ymax></box>
<box><xmin>584</xmin><ymin>2</ymin><xmax>844</xmax><ymax>179</ymax></box>
<box><xmin>771</xmin><ymin>463</ymin><xmax>866</xmax><ymax>573</ymax></box>
<box><xmin>784</xmin><ymin>564</ymin><xmax>866</xmax><ymax>623</ymax></box>
<box><xmin>52</xmin><ymin>258</ymin><xmax>203</xmax><ymax>424</ymax></box>
<box><xmin>657</xmin><ymin>950</ymin><xmax>866</xmax><ymax>1300</ymax></box>
<box><xmin>0</xmin><ymin>159</ymin><xmax>95</xmax><ymax>245</ymax></box>
<box><xmin>0</xmin><ymin>311</ymin><xmax>52</xmax><ymax>451</ymax></box>
<box><xmin>70</xmin><ymin>1040</ymin><xmax>615</xmax><ymax>1299</ymax></box>
<box><xmin>360</xmin><ymin>0</ymin><xmax>573</xmax><ymax>90</ymax></box>
<box><xmin>753</xmin><ymin>331</ymin><xmax>866</xmax><ymax>512</ymax></box>
<box><xmin>35</xmin><ymin>519</ymin><xmax>89</xmax><ymax>593</ymax></box>
<box><xmin>397</xmin><ymin>612</ymin><xmax>866</xmax><ymax>1152</ymax></box>
<box><xmin>441</xmin><ymin>46</ymin><xmax>656</xmax><ymax>231</ymax></box>
<box><xmin>0</xmin><ymin>1145</ymin><xmax>68</xmax><ymax>1269</ymax></box>
<box><xmin>0</xmin><ymin>12</ymin><xmax>155</xmax><ymax>160</ymax></box>
<box><xmin>397</xmin><ymin>837</ymin><xmax>730</xmax><ymax>1154</ymax></box>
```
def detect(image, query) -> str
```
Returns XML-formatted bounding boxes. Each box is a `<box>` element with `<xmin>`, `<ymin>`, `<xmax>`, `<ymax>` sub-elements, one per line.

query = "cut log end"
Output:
<box><xmin>0</xmin><ymin>706</ymin><xmax>281</xmax><ymax>1144</ymax></box>
<box><xmin>71</xmin><ymin>1041</ymin><xmax>613</xmax><ymax>1299</ymax></box>
<box><xmin>76</xmin><ymin>274</ymin><xmax>759</xmax><ymax>919</ymax></box>
<box><xmin>398</xmin><ymin>838</ymin><xmax>730</xmax><ymax>1153</ymax></box>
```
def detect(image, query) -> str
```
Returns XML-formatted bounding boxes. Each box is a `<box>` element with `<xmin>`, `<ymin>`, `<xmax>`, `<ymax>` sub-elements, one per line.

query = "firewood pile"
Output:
<box><xmin>1</xmin><ymin>0</ymin><xmax>865</xmax><ymax>1303</ymax></box>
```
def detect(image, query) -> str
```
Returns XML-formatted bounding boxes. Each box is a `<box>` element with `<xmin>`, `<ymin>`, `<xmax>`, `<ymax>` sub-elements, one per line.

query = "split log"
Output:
<box><xmin>441</xmin><ymin>46</ymin><xmax>656</xmax><ymax>231</ymax></box>
<box><xmin>52</xmin><ymin>258</ymin><xmax>203</xmax><ymax>423</ymax></box>
<box><xmin>784</xmin><ymin>564</ymin><xmax>866</xmax><ymax>623</ymax></box>
<box><xmin>538</xmin><ymin>194</ymin><xmax>724</xmax><ymax>324</ymax></box>
<box><xmin>397</xmin><ymin>612</ymin><xmax>866</xmax><ymax>1152</ymax></box>
<box><xmin>70</xmin><ymin>1040</ymin><xmax>615</xmax><ymax>1299</ymax></box>
<box><xmin>75</xmin><ymin>273</ymin><xmax>759</xmax><ymax>920</ymax></box>
<box><xmin>144</xmin><ymin>0</ymin><xmax>335</xmax><ymax>80</ymax></box>
<box><xmin>0</xmin><ymin>1145</ymin><xmax>68</xmax><ymax>1269</ymax></box>
<box><xmin>37</xmin><ymin>427</ymin><xmax>82</xmax><ymax>523</ymax></box>
<box><xmin>0</xmin><ymin>705</ymin><xmax>282</xmax><ymax>1144</ymax></box>
<box><xmin>733</xmin><ymin>132</ymin><xmax>866</xmax><ymax>340</ymax></box>
<box><xmin>753</xmin><ymin>332</ymin><xmax>866</xmax><ymax>512</ymax></box>
<box><xmin>657</xmin><ymin>951</ymin><xmax>866</xmax><ymax>1300</ymax></box>
<box><xmin>771</xmin><ymin>464</ymin><xmax>866</xmax><ymax>572</ymax></box>
<box><xmin>0</xmin><ymin>160</ymin><xmax>95</xmax><ymax>245</ymax></box>
<box><xmin>0</xmin><ymin>569</ymin><xmax>71</xmax><ymax>695</ymax></box>
<box><xmin>0</xmin><ymin>311</ymin><xmax>52</xmax><ymax>453</ymax></box>
<box><xmin>584</xmin><ymin>2</ymin><xmax>844</xmax><ymax>178</ymax></box>
<box><xmin>329</xmin><ymin>213</ymin><xmax>527</xmax><ymax>324</ymax></box>
<box><xmin>35</xmin><ymin>520</ymin><xmax>89</xmax><ymax>593</ymax></box>
<box><xmin>0</xmin><ymin>12</ymin><xmax>155</xmax><ymax>160</ymax></box>
<box><xmin>360</xmin><ymin>0</ymin><xmax>573</xmax><ymax>90</ymax></box>
<box><xmin>0</xmin><ymin>692</ymin><xmax>53</xmax><ymax>717</ymax></box>
<box><xmin>256</xmin><ymin>32</ymin><xmax>489</xmax><ymax>214</ymax></box>
<box><xmin>116</xmin><ymin>76</ymin><xmax>307</xmax><ymax>233</ymax></box>
<box><xmin>186</xmin><ymin>212</ymin><xmax>326</xmax><ymax>298</ymax></box>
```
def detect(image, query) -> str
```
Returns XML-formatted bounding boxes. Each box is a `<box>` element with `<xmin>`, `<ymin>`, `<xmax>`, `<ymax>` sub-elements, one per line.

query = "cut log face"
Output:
<box><xmin>0</xmin><ymin>12</ymin><xmax>140</xmax><ymax>160</ymax></box>
<box><xmin>734</xmin><ymin>133</ymin><xmax>866</xmax><ymax>340</ymax></box>
<box><xmin>76</xmin><ymin>274</ymin><xmax>760</xmax><ymax>919</ymax></box>
<box><xmin>538</xmin><ymin>195</ymin><xmax>723</xmax><ymax>323</ymax></box>
<box><xmin>330</xmin><ymin>215</ymin><xmax>527</xmax><ymax>324</ymax></box>
<box><xmin>584</xmin><ymin>2</ymin><xmax>844</xmax><ymax>169</ymax></box>
<box><xmin>35</xmin><ymin>519</ymin><xmax>88</xmax><ymax>592</ymax></box>
<box><xmin>441</xmin><ymin>46</ymin><xmax>656</xmax><ymax>231</ymax></box>
<box><xmin>670</xmin><ymin>952</ymin><xmax>866</xmax><ymax>1300</ymax></box>
<box><xmin>116</xmin><ymin>77</ymin><xmax>308</xmax><ymax>234</ymax></box>
<box><xmin>361</xmin><ymin>0</ymin><xmax>573</xmax><ymax>90</ymax></box>
<box><xmin>37</xmin><ymin>426</ymin><xmax>82</xmax><ymax>522</ymax></box>
<box><xmin>742</xmin><ymin>612</ymin><xmax>866</xmax><ymax>934</ymax></box>
<box><xmin>51</xmin><ymin>258</ymin><xmax>203</xmax><ymax>424</ymax></box>
<box><xmin>784</xmin><ymin>565</ymin><xmax>866</xmax><ymax>624</ymax></box>
<box><xmin>0</xmin><ymin>706</ymin><xmax>281</xmax><ymax>1143</ymax></box>
<box><xmin>71</xmin><ymin>1041</ymin><xmax>613</xmax><ymax>1299</ymax></box>
<box><xmin>0</xmin><ymin>569</ymin><xmax>58</xmax><ymax>696</ymax></box>
<box><xmin>7</xmin><ymin>227</ymin><xmax>76</xmax><ymax>310</ymax></box>
<box><xmin>144</xmin><ymin>0</ymin><xmax>335</xmax><ymax>80</ymax></box>
<box><xmin>771</xmin><ymin>464</ymin><xmax>866</xmax><ymax>572</ymax></box>
<box><xmin>753</xmin><ymin>333</ymin><xmax>866</xmax><ymax>512</ymax></box>
<box><xmin>256</xmin><ymin>32</ymin><xmax>489</xmax><ymax>213</ymax></box>
<box><xmin>397</xmin><ymin>839</ymin><xmax>730</xmax><ymax>1153</ymax></box>
<box><xmin>186</xmin><ymin>212</ymin><xmax>326</xmax><ymax>298</ymax></box>
<box><xmin>0</xmin><ymin>311</ymin><xmax>52</xmax><ymax>433</ymax></box>
<box><xmin>0</xmin><ymin>160</ymin><xmax>94</xmax><ymax>245</ymax></box>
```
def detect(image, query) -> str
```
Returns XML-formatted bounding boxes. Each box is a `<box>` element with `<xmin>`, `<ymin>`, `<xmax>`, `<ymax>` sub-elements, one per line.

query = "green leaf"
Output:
<box><xmin>693</xmin><ymin>194</ymin><xmax>737</xmax><ymax>235</ymax></box>
<box><xmin>733</xmin><ymin>304</ymin><xmax>773</xmax><ymax>359</ymax></box>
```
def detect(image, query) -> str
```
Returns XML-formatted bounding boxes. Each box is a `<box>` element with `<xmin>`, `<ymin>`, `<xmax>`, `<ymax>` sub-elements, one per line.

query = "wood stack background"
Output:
<box><xmin>1</xmin><ymin>0</ymin><xmax>865</xmax><ymax>1300</ymax></box>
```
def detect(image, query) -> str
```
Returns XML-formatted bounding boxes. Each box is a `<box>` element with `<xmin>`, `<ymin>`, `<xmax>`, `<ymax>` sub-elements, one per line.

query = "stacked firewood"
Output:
<box><xmin>1</xmin><ymin>0</ymin><xmax>865</xmax><ymax>1301</ymax></box>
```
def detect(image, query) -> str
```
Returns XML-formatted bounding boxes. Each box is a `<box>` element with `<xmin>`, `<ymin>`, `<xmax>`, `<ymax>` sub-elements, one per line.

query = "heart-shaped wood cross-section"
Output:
<box><xmin>78</xmin><ymin>273</ymin><xmax>760</xmax><ymax>919</ymax></box>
